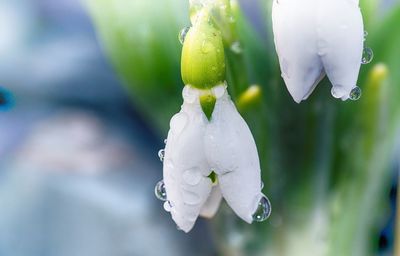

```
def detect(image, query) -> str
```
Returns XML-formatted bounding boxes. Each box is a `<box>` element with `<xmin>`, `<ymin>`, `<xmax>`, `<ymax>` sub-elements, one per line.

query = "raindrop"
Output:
<box><xmin>361</xmin><ymin>47</ymin><xmax>373</xmax><ymax>64</ymax></box>
<box><xmin>201</xmin><ymin>40</ymin><xmax>212</xmax><ymax>54</ymax></box>
<box><xmin>230</xmin><ymin>41</ymin><xmax>242</xmax><ymax>54</ymax></box>
<box><xmin>179</xmin><ymin>26</ymin><xmax>191</xmax><ymax>45</ymax></box>
<box><xmin>363</xmin><ymin>30</ymin><xmax>368</xmax><ymax>41</ymax></box>
<box><xmin>163</xmin><ymin>201</ymin><xmax>173</xmax><ymax>212</ymax></box>
<box><xmin>349</xmin><ymin>86</ymin><xmax>362</xmax><ymax>101</ymax></box>
<box><xmin>155</xmin><ymin>180</ymin><xmax>167</xmax><ymax>201</ymax></box>
<box><xmin>158</xmin><ymin>149</ymin><xmax>165</xmax><ymax>162</ymax></box>
<box><xmin>252</xmin><ymin>195</ymin><xmax>271</xmax><ymax>222</ymax></box>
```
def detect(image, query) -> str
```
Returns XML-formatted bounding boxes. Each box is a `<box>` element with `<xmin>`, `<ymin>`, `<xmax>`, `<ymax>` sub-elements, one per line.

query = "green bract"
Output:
<box><xmin>181</xmin><ymin>12</ymin><xmax>226</xmax><ymax>89</ymax></box>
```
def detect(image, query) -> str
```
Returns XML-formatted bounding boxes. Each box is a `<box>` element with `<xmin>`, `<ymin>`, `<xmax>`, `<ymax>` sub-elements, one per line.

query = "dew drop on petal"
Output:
<box><xmin>349</xmin><ymin>86</ymin><xmax>362</xmax><ymax>101</ymax></box>
<box><xmin>170</xmin><ymin>112</ymin><xmax>188</xmax><ymax>135</ymax></box>
<box><xmin>361</xmin><ymin>47</ymin><xmax>373</xmax><ymax>64</ymax></box>
<box><xmin>212</xmin><ymin>83</ymin><xmax>226</xmax><ymax>99</ymax></box>
<box><xmin>260</xmin><ymin>181</ymin><xmax>264</xmax><ymax>190</ymax></box>
<box><xmin>178</xmin><ymin>26</ymin><xmax>191</xmax><ymax>45</ymax></box>
<box><xmin>155</xmin><ymin>180</ymin><xmax>167</xmax><ymax>201</ymax></box>
<box><xmin>163</xmin><ymin>201</ymin><xmax>173</xmax><ymax>212</ymax></box>
<box><xmin>363</xmin><ymin>30</ymin><xmax>368</xmax><ymax>41</ymax></box>
<box><xmin>252</xmin><ymin>195</ymin><xmax>271</xmax><ymax>222</ymax></box>
<box><xmin>164</xmin><ymin>139</ymin><xmax>167</xmax><ymax>144</ymax></box>
<box><xmin>158</xmin><ymin>149</ymin><xmax>165</xmax><ymax>162</ymax></box>
<box><xmin>182</xmin><ymin>85</ymin><xmax>198</xmax><ymax>104</ymax></box>
<box><xmin>182</xmin><ymin>168</ymin><xmax>202</xmax><ymax>186</ymax></box>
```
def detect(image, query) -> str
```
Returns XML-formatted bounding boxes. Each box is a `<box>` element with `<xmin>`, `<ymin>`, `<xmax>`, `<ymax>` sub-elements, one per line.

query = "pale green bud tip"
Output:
<box><xmin>181</xmin><ymin>12</ymin><xmax>226</xmax><ymax>89</ymax></box>
<box><xmin>237</xmin><ymin>85</ymin><xmax>262</xmax><ymax>111</ymax></box>
<box><xmin>369</xmin><ymin>63</ymin><xmax>389</xmax><ymax>88</ymax></box>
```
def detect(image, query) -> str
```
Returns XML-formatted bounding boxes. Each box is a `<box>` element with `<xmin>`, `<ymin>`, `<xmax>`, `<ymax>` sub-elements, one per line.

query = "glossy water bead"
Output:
<box><xmin>252</xmin><ymin>195</ymin><xmax>272</xmax><ymax>222</ymax></box>
<box><xmin>179</xmin><ymin>26</ymin><xmax>191</xmax><ymax>45</ymax></box>
<box><xmin>158</xmin><ymin>149</ymin><xmax>165</xmax><ymax>162</ymax></box>
<box><xmin>155</xmin><ymin>180</ymin><xmax>167</xmax><ymax>201</ymax></box>
<box><xmin>361</xmin><ymin>47</ymin><xmax>374</xmax><ymax>64</ymax></box>
<box><xmin>349</xmin><ymin>86</ymin><xmax>362</xmax><ymax>101</ymax></box>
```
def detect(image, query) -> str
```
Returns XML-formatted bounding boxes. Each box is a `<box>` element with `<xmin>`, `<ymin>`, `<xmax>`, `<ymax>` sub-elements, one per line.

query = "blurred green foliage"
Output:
<box><xmin>87</xmin><ymin>0</ymin><xmax>400</xmax><ymax>255</ymax></box>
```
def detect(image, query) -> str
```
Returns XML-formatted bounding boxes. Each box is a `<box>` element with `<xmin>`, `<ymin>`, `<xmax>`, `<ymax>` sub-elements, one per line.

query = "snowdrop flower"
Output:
<box><xmin>272</xmin><ymin>0</ymin><xmax>371</xmax><ymax>103</ymax></box>
<box><xmin>155</xmin><ymin>6</ymin><xmax>271</xmax><ymax>232</ymax></box>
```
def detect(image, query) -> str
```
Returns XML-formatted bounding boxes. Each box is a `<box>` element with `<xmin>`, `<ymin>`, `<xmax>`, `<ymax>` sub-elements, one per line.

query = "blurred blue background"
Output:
<box><xmin>0</xmin><ymin>0</ymin><xmax>216</xmax><ymax>255</ymax></box>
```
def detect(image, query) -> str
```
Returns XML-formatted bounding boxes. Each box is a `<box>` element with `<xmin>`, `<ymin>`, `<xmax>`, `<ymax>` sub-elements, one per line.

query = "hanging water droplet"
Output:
<box><xmin>252</xmin><ymin>195</ymin><xmax>271</xmax><ymax>222</ymax></box>
<box><xmin>158</xmin><ymin>149</ymin><xmax>165</xmax><ymax>162</ymax></box>
<box><xmin>261</xmin><ymin>181</ymin><xmax>264</xmax><ymax>190</ymax></box>
<box><xmin>230</xmin><ymin>41</ymin><xmax>242</xmax><ymax>54</ymax></box>
<box><xmin>361</xmin><ymin>47</ymin><xmax>373</xmax><ymax>64</ymax></box>
<box><xmin>349</xmin><ymin>86</ymin><xmax>362</xmax><ymax>101</ymax></box>
<box><xmin>179</xmin><ymin>26</ymin><xmax>191</xmax><ymax>45</ymax></box>
<box><xmin>163</xmin><ymin>200</ymin><xmax>173</xmax><ymax>212</ymax></box>
<box><xmin>164</xmin><ymin>139</ymin><xmax>167</xmax><ymax>144</ymax></box>
<box><xmin>155</xmin><ymin>180</ymin><xmax>167</xmax><ymax>201</ymax></box>
<box><xmin>363</xmin><ymin>30</ymin><xmax>368</xmax><ymax>41</ymax></box>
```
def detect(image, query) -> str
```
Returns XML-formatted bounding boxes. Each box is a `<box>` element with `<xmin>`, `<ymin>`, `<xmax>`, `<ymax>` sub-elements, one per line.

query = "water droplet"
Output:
<box><xmin>252</xmin><ymin>195</ymin><xmax>271</xmax><ymax>222</ymax></box>
<box><xmin>178</xmin><ymin>26</ymin><xmax>191</xmax><ymax>45</ymax></box>
<box><xmin>230</xmin><ymin>41</ymin><xmax>242</xmax><ymax>54</ymax></box>
<box><xmin>182</xmin><ymin>168</ymin><xmax>202</xmax><ymax>186</ymax></box>
<box><xmin>170</xmin><ymin>112</ymin><xmax>188</xmax><ymax>135</ymax></box>
<box><xmin>182</xmin><ymin>85</ymin><xmax>198</xmax><ymax>104</ymax></box>
<box><xmin>158</xmin><ymin>149</ymin><xmax>165</xmax><ymax>162</ymax></box>
<box><xmin>164</xmin><ymin>139</ymin><xmax>167</xmax><ymax>144</ymax></box>
<box><xmin>261</xmin><ymin>181</ymin><xmax>264</xmax><ymax>190</ymax></box>
<box><xmin>349</xmin><ymin>86</ymin><xmax>362</xmax><ymax>101</ymax></box>
<box><xmin>361</xmin><ymin>47</ymin><xmax>373</xmax><ymax>64</ymax></box>
<box><xmin>363</xmin><ymin>30</ymin><xmax>368</xmax><ymax>41</ymax></box>
<box><xmin>201</xmin><ymin>40</ymin><xmax>212</xmax><ymax>54</ymax></box>
<box><xmin>163</xmin><ymin>201</ymin><xmax>173</xmax><ymax>212</ymax></box>
<box><xmin>155</xmin><ymin>180</ymin><xmax>167</xmax><ymax>201</ymax></box>
<box><xmin>182</xmin><ymin>189</ymin><xmax>201</xmax><ymax>205</ymax></box>
<box><xmin>212</xmin><ymin>83</ymin><xmax>226</xmax><ymax>99</ymax></box>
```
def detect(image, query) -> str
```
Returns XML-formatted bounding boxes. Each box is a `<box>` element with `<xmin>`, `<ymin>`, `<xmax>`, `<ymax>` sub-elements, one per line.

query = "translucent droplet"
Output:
<box><xmin>158</xmin><ymin>149</ymin><xmax>165</xmax><ymax>162</ymax></box>
<box><xmin>349</xmin><ymin>86</ymin><xmax>362</xmax><ymax>101</ymax></box>
<box><xmin>179</xmin><ymin>26</ymin><xmax>191</xmax><ymax>45</ymax></box>
<box><xmin>361</xmin><ymin>47</ymin><xmax>373</xmax><ymax>64</ymax></box>
<box><xmin>164</xmin><ymin>139</ymin><xmax>167</xmax><ymax>144</ymax></box>
<box><xmin>252</xmin><ymin>195</ymin><xmax>271</xmax><ymax>222</ymax></box>
<box><xmin>260</xmin><ymin>181</ymin><xmax>264</xmax><ymax>190</ymax></box>
<box><xmin>155</xmin><ymin>180</ymin><xmax>167</xmax><ymax>201</ymax></box>
<box><xmin>201</xmin><ymin>40</ymin><xmax>212</xmax><ymax>54</ymax></box>
<box><xmin>230</xmin><ymin>41</ymin><xmax>242</xmax><ymax>54</ymax></box>
<box><xmin>170</xmin><ymin>112</ymin><xmax>188</xmax><ymax>135</ymax></box>
<box><xmin>163</xmin><ymin>201</ymin><xmax>173</xmax><ymax>212</ymax></box>
<box><xmin>363</xmin><ymin>30</ymin><xmax>368</xmax><ymax>41</ymax></box>
<box><xmin>182</xmin><ymin>189</ymin><xmax>201</xmax><ymax>205</ymax></box>
<box><xmin>182</xmin><ymin>168</ymin><xmax>202</xmax><ymax>186</ymax></box>
<box><xmin>212</xmin><ymin>83</ymin><xmax>227</xmax><ymax>99</ymax></box>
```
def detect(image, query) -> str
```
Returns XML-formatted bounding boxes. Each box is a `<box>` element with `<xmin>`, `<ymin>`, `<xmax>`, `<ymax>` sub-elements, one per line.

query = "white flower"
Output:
<box><xmin>272</xmin><ymin>0</ymin><xmax>364</xmax><ymax>102</ymax></box>
<box><xmin>162</xmin><ymin>83</ymin><xmax>268</xmax><ymax>232</ymax></box>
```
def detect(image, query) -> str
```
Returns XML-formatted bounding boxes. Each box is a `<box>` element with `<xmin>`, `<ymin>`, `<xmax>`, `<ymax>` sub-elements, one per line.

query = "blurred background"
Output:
<box><xmin>0</xmin><ymin>0</ymin><xmax>399</xmax><ymax>255</ymax></box>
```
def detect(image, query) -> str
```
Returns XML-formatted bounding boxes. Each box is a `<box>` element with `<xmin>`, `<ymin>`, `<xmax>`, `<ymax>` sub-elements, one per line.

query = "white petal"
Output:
<box><xmin>204</xmin><ymin>91</ymin><xmax>262</xmax><ymax>223</ymax></box>
<box><xmin>163</xmin><ymin>86</ymin><xmax>212</xmax><ymax>233</ymax></box>
<box><xmin>272</xmin><ymin>0</ymin><xmax>364</xmax><ymax>102</ymax></box>
<box><xmin>199</xmin><ymin>185</ymin><xmax>223</xmax><ymax>219</ymax></box>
